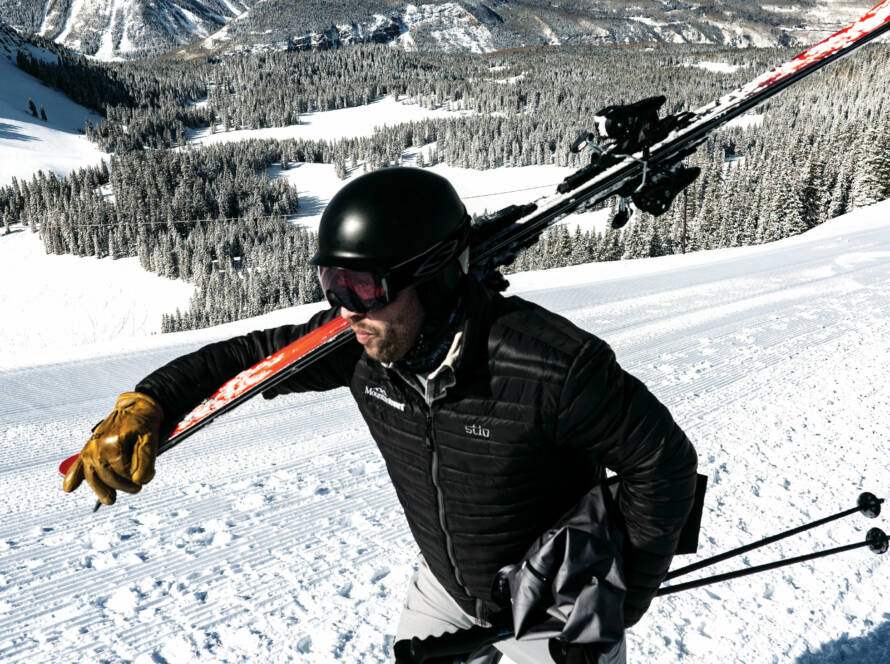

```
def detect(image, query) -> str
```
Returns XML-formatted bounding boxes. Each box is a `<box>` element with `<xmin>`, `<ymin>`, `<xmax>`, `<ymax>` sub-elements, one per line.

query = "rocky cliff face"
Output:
<box><xmin>190</xmin><ymin>2</ymin><xmax>495</xmax><ymax>57</ymax></box>
<box><xmin>0</xmin><ymin>0</ymin><xmax>878</xmax><ymax>61</ymax></box>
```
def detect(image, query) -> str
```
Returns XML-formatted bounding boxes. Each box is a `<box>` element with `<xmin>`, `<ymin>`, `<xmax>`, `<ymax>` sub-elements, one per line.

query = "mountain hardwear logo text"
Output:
<box><xmin>365</xmin><ymin>385</ymin><xmax>406</xmax><ymax>411</ymax></box>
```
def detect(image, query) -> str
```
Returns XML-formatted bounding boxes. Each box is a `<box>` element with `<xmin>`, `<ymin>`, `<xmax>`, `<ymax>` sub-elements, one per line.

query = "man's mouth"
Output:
<box><xmin>352</xmin><ymin>327</ymin><xmax>375</xmax><ymax>343</ymax></box>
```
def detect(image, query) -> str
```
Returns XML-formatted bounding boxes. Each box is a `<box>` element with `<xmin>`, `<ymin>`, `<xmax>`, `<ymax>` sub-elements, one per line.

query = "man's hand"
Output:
<box><xmin>62</xmin><ymin>392</ymin><xmax>163</xmax><ymax>505</ymax></box>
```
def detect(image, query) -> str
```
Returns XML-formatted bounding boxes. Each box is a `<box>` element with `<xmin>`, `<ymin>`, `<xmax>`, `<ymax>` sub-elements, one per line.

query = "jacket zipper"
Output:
<box><xmin>425</xmin><ymin>407</ymin><xmax>473</xmax><ymax>599</ymax></box>
<box><xmin>394</xmin><ymin>367</ymin><xmax>478</xmax><ymax>610</ymax></box>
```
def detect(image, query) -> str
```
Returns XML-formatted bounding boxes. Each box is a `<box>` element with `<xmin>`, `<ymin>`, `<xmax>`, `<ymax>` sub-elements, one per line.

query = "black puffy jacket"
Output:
<box><xmin>137</xmin><ymin>277</ymin><xmax>698</xmax><ymax>626</ymax></box>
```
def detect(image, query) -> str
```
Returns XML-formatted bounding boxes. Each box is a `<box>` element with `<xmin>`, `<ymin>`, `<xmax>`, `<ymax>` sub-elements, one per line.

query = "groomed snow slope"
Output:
<box><xmin>1</xmin><ymin>201</ymin><xmax>890</xmax><ymax>663</ymax></box>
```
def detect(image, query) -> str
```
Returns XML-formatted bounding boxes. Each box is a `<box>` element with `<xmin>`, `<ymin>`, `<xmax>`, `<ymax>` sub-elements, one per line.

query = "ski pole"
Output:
<box><xmin>656</xmin><ymin>527</ymin><xmax>888</xmax><ymax>597</ymax></box>
<box><xmin>665</xmin><ymin>492</ymin><xmax>883</xmax><ymax>580</ymax></box>
<box><xmin>394</xmin><ymin>491</ymin><xmax>884</xmax><ymax>661</ymax></box>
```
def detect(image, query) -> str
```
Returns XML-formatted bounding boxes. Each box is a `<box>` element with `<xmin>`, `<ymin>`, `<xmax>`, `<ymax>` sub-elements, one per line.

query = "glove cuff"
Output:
<box><xmin>115</xmin><ymin>392</ymin><xmax>164</xmax><ymax>422</ymax></box>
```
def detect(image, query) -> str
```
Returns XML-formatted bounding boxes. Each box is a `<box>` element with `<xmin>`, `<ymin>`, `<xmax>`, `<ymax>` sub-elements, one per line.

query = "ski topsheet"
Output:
<box><xmin>60</xmin><ymin>0</ymin><xmax>890</xmax><ymax>481</ymax></box>
<box><xmin>58</xmin><ymin>317</ymin><xmax>352</xmax><ymax>476</ymax></box>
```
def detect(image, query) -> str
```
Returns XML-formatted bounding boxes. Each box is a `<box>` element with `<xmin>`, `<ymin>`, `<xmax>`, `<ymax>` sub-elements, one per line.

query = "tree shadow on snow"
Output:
<box><xmin>795</xmin><ymin>619</ymin><xmax>890</xmax><ymax>664</ymax></box>
<box><xmin>293</xmin><ymin>194</ymin><xmax>326</xmax><ymax>219</ymax></box>
<box><xmin>0</xmin><ymin>121</ymin><xmax>38</xmax><ymax>142</ymax></box>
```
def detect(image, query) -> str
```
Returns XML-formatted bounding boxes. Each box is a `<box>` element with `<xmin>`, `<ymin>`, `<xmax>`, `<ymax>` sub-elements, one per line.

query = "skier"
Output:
<box><xmin>63</xmin><ymin>167</ymin><xmax>698</xmax><ymax>663</ymax></box>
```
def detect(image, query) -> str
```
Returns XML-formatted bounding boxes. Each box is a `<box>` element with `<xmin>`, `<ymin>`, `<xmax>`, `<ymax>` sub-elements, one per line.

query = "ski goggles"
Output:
<box><xmin>317</xmin><ymin>223</ymin><xmax>471</xmax><ymax>313</ymax></box>
<box><xmin>318</xmin><ymin>266</ymin><xmax>392</xmax><ymax>313</ymax></box>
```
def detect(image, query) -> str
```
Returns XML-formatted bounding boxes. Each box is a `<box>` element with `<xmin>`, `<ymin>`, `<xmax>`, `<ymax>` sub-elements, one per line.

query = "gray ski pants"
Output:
<box><xmin>395</xmin><ymin>559</ymin><xmax>627</xmax><ymax>664</ymax></box>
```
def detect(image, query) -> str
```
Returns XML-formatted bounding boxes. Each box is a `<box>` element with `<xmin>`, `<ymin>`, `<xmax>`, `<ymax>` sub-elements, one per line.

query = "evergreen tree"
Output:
<box><xmin>828</xmin><ymin>159</ymin><xmax>852</xmax><ymax>220</ymax></box>
<box><xmin>798</xmin><ymin>156</ymin><xmax>826</xmax><ymax>229</ymax></box>
<box><xmin>599</xmin><ymin>227</ymin><xmax>623</xmax><ymax>262</ymax></box>
<box><xmin>622</xmin><ymin>217</ymin><xmax>649</xmax><ymax>259</ymax></box>
<box><xmin>649</xmin><ymin>221</ymin><xmax>666</xmax><ymax>257</ymax></box>
<box><xmin>768</xmin><ymin>181</ymin><xmax>807</xmax><ymax>241</ymax></box>
<box><xmin>850</xmin><ymin>124</ymin><xmax>890</xmax><ymax>209</ymax></box>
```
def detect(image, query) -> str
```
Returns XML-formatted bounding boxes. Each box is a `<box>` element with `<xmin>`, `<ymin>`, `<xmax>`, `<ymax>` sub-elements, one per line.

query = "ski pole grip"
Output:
<box><xmin>858</xmin><ymin>492</ymin><xmax>882</xmax><ymax>518</ymax></box>
<box><xmin>393</xmin><ymin>620</ymin><xmax>513</xmax><ymax>663</ymax></box>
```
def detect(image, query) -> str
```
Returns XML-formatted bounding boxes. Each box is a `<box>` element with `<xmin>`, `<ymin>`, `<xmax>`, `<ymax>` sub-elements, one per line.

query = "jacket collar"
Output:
<box><xmin>389</xmin><ymin>331</ymin><xmax>462</xmax><ymax>405</ymax></box>
<box><xmin>451</xmin><ymin>275</ymin><xmax>498</xmax><ymax>378</ymax></box>
<box><xmin>381</xmin><ymin>276</ymin><xmax>498</xmax><ymax>402</ymax></box>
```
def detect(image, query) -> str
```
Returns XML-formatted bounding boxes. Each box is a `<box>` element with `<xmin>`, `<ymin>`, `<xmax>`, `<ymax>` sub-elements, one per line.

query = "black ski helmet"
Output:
<box><xmin>311</xmin><ymin>167</ymin><xmax>470</xmax><ymax>303</ymax></box>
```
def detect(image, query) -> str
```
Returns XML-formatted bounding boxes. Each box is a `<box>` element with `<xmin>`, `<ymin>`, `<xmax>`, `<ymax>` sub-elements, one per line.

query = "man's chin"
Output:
<box><xmin>365</xmin><ymin>342</ymin><xmax>402</xmax><ymax>364</ymax></box>
<box><xmin>363</xmin><ymin>341</ymin><xmax>385</xmax><ymax>362</ymax></box>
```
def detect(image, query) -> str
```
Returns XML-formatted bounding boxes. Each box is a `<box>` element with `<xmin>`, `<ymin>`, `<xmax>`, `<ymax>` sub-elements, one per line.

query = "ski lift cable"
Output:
<box><xmin>22</xmin><ymin>184</ymin><xmax>567</xmax><ymax>228</ymax></box>
<box><xmin>462</xmin><ymin>183</ymin><xmax>563</xmax><ymax>199</ymax></box>
<box><xmin>30</xmin><ymin>213</ymin><xmax>299</xmax><ymax>229</ymax></box>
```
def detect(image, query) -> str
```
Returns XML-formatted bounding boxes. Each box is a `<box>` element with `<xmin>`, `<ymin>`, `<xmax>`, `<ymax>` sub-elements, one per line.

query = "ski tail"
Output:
<box><xmin>686</xmin><ymin>1</ymin><xmax>890</xmax><ymax>133</ymax></box>
<box><xmin>58</xmin><ymin>316</ymin><xmax>353</xmax><ymax>477</ymax></box>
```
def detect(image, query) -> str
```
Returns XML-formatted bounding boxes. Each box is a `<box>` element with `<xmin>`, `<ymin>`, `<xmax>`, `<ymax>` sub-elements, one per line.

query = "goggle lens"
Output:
<box><xmin>318</xmin><ymin>267</ymin><xmax>389</xmax><ymax>313</ymax></box>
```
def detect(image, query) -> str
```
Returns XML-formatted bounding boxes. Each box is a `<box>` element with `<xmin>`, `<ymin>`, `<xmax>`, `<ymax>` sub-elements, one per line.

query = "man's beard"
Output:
<box><xmin>347</xmin><ymin>286</ymin><xmax>425</xmax><ymax>364</ymax></box>
<box><xmin>364</xmin><ymin>330</ymin><xmax>400</xmax><ymax>363</ymax></box>
<box><xmin>356</xmin><ymin>319</ymin><xmax>417</xmax><ymax>363</ymax></box>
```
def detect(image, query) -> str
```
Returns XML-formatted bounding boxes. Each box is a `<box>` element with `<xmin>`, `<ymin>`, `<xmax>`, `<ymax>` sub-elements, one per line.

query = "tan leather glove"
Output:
<box><xmin>62</xmin><ymin>392</ymin><xmax>164</xmax><ymax>505</ymax></box>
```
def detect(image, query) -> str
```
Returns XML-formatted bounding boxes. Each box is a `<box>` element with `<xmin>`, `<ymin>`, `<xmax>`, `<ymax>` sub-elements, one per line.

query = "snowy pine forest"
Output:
<box><xmin>2</xmin><ymin>40</ymin><xmax>890</xmax><ymax>332</ymax></box>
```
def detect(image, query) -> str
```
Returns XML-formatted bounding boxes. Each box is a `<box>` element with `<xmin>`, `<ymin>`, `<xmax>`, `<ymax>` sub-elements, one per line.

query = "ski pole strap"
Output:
<box><xmin>657</xmin><ymin>528</ymin><xmax>888</xmax><ymax>597</ymax></box>
<box><xmin>666</xmin><ymin>492</ymin><xmax>883</xmax><ymax>580</ymax></box>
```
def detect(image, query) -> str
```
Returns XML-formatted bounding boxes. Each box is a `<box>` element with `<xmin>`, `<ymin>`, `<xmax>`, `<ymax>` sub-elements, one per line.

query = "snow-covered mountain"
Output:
<box><xmin>176</xmin><ymin>0</ymin><xmax>885</xmax><ymax>59</ymax></box>
<box><xmin>191</xmin><ymin>1</ymin><xmax>496</xmax><ymax>57</ymax></box>
<box><xmin>0</xmin><ymin>0</ymin><xmax>881</xmax><ymax>60</ymax></box>
<box><xmin>2</xmin><ymin>0</ymin><xmax>250</xmax><ymax>60</ymax></box>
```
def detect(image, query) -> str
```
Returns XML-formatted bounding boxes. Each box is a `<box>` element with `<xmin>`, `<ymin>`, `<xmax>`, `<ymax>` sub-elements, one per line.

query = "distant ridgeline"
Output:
<box><xmin>3</xmin><ymin>42</ymin><xmax>890</xmax><ymax>332</ymax></box>
<box><xmin>0</xmin><ymin>0</ymin><xmax>843</xmax><ymax>60</ymax></box>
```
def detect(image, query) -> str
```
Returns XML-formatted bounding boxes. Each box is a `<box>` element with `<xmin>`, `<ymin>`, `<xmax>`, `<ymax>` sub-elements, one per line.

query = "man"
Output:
<box><xmin>63</xmin><ymin>167</ymin><xmax>698</xmax><ymax>663</ymax></box>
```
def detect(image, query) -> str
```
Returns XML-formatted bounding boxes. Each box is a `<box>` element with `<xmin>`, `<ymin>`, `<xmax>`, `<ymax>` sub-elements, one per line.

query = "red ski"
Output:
<box><xmin>58</xmin><ymin>316</ymin><xmax>352</xmax><ymax>477</ymax></box>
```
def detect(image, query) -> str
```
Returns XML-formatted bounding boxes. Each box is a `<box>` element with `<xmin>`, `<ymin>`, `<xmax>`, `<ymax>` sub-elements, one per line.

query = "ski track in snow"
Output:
<box><xmin>2</xmin><ymin>204</ymin><xmax>890</xmax><ymax>662</ymax></box>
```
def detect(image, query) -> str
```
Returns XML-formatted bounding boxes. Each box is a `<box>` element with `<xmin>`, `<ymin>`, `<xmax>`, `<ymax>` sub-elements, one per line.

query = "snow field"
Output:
<box><xmin>690</xmin><ymin>61</ymin><xmax>743</xmax><ymax>74</ymax></box>
<box><xmin>1</xmin><ymin>201</ymin><xmax>890</xmax><ymax>663</ymax></box>
<box><xmin>185</xmin><ymin>96</ymin><xmax>473</xmax><ymax>147</ymax></box>
<box><xmin>0</xmin><ymin>230</ymin><xmax>194</xmax><ymax>370</ymax></box>
<box><xmin>280</xmin><ymin>156</ymin><xmax>598</xmax><ymax>233</ymax></box>
<box><xmin>0</xmin><ymin>51</ymin><xmax>106</xmax><ymax>187</ymax></box>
